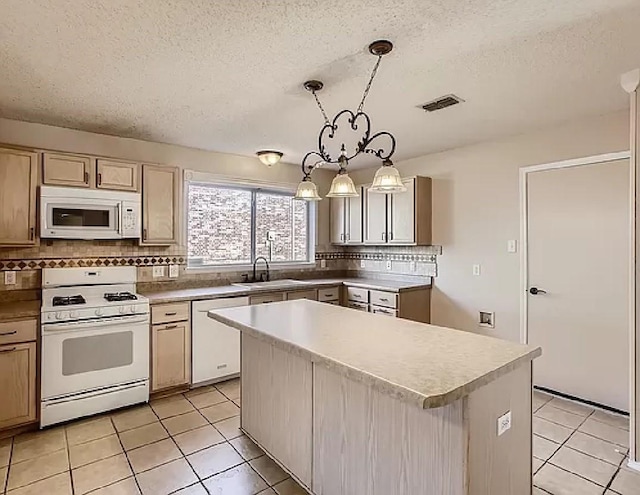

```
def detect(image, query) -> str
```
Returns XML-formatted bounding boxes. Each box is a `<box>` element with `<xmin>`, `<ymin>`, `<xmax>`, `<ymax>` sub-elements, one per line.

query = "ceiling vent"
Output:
<box><xmin>420</xmin><ymin>94</ymin><xmax>464</xmax><ymax>112</ymax></box>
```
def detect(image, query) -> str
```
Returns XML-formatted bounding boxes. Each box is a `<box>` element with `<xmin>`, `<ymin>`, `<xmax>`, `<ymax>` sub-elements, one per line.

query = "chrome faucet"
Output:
<box><xmin>252</xmin><ymin>256</ymin><xmax>270</xmax><ymax>282</ymax></box>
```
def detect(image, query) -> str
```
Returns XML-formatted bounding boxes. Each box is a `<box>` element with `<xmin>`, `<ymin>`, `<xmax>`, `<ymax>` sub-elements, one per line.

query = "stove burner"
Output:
<box><xmin>52</xmin><ymin>295</ymin><xmax>86</xmax><ymax>306</ymax></box>
<box><xmin>104</xmin><ymin>292</ymin><xmax>138</xmax><ymax>302</ymax></box>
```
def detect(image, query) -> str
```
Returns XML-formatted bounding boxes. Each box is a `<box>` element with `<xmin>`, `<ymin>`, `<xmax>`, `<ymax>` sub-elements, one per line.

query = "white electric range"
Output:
<box><xmin>40</xmin><ymin>266</ymin><xmax>150</xmax><ymax>427</ymax></box>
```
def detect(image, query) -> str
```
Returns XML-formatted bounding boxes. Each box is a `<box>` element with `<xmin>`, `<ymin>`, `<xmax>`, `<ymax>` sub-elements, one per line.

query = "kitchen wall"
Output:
<box><xmin>351</xmin><ymin>110</ymin><xmax>630</xmax><ymax>343</ymax></box>
<box><xmin>0</xmin><ymin>118</ymin><xmax>341</xmax><ymax>291</ymax></box>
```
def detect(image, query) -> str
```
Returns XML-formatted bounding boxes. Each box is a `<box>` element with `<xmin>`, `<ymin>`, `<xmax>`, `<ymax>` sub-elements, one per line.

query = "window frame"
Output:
<box><xmin>184</xmin><ymin>171</ymin><xmax>316</xmax><ymax>272</ymax></box>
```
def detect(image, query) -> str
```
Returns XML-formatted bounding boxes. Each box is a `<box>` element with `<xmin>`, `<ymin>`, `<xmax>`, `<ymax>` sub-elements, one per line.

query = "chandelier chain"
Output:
<box><xmin>357</xmin><ymin>55</ymin><xmax>382</xmax><ymax>114</ymax></box>
<box><xmin>312</xmin><ymin>90</ymin><xmax>330</xmax><ymax>125</ymax></box>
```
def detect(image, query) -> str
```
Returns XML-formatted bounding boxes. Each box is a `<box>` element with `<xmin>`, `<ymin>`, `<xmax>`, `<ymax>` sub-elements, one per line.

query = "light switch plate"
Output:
<box><xmin>507</xmin><ymin>240</ymin><xmax>517</xmax><ymax>253</ymax></box>
<box><xmin>497</xmin><ymin>411</ymin><xmax>512</xmax><ymax>436</ymax></box>
<box><xmin>473</xmin><ymin>264</ymin><xmax>481</xmax><ymax>276</ymax></box>
<box><xmin>4</xmin><ymin>271</ymin><xmax>16</xmax><ymax>285</ymax></box>
<box><xmin>169</xmin><ymin>265</ymin><xmax>179</xmax><ymax>278</ymax></box>
<box><xmin>360</xmin><ymin>260</ymin><xmax>366</xmax><ymax>268</ymax></box>
<box><xmin>386</xmin><ymin>260</ymin><xmax>392</xmax><ymax>270</ymax></box>
<box><xmin>320</xmin><ymin>259</ymin><xmax>326</xmax><ymax>269</ymax></box>
<box><xmin>153</xmin><ymin>266</ymin><xmax>166</xmax><ymax>278</ymax></box>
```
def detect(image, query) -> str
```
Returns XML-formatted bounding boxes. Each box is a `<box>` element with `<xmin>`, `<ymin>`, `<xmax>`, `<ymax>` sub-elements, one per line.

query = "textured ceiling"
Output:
<box><xmin>1</xmin><ymin>0</ymin><xmax>639</xmax><ymax>168</ymax></box>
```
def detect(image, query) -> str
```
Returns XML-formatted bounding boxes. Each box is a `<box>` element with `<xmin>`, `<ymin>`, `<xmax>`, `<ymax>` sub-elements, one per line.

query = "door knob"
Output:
<box><xmin>529</xmin><ymin>287</ymin><xmax>547</xmax><ymax>295</ymax></box>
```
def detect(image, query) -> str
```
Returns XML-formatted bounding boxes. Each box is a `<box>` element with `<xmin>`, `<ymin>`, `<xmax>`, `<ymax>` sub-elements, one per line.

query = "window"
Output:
<box><xmin>187</xmin><ymin>181</ymin><xmax>314</xmax><ymax>268</ymax></box>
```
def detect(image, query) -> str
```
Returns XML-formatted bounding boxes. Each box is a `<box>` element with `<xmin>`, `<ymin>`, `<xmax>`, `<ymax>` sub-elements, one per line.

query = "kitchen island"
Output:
<box><xmin>209</xmin><ymin>300</ymin><xmax>541</xmax><ymax>495</ymax></box>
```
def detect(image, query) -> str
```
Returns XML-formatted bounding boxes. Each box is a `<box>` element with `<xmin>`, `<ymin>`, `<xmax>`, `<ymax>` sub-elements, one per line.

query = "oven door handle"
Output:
<box><xmin>43</xmin><ymin>314</ymin><xmax>149</xmax><ymax>333</ymax></box>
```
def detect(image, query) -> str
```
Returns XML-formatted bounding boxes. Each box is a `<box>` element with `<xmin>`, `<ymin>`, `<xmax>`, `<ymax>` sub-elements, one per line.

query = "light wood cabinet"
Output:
<box><xmin>0</xmin><ymin>317</ymin><xmax>37</xmax><ymax>430</ymax></box>
<box><xmin>285</xmin><ymin>289</ymin><xmax>318</xmax><ymax>301</ymax></box>
<box><xmin>42</xmin><ymin>152</ymin><xmax>92</xmax><ymax>187</ymax></box>
<box><xmin>151</xmin><ymin>302</ymin><xmax>190</xmax><ymax>392</ymax></box>
<box><xmin>345</xmin><ymin>286</ymin><xmax>431</xmax><ymax>323</ymax></box>
<box><xmin>97</xmin><ymin>159</ymin><xmax>139</xmax><ymax>192</ymax></box>
<box><xmin>363</xmin><ymin>176</ymin><xmax>432</xmax><ymax>246</ymax></box>
<box><xmin>0</xmin><ymin>148</ymin><xmax>38</xmax><ymax>246</ymax></box>
<box><xmin>330</xmin><ymin>193</ymin><xmax>363</xmax><ymax>245</ymax></box>
<box><xmin>141</xmin><ymin>164</ymin><xmax>179</xmax><ymax>245</ymax></box>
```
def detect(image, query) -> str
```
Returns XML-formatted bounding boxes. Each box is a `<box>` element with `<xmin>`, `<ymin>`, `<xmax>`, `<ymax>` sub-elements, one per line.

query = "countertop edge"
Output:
<box><xmin>208</xmin><ymin>310</ymin><xmax>540</xmax><ymax>409</ymax></box>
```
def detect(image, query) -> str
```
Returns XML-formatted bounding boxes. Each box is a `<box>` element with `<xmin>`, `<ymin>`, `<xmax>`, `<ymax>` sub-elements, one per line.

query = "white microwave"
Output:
<box><xmin>40</xmin><ymin>186</ymin><xmax>141</xmax><ymax>239</ymax></box>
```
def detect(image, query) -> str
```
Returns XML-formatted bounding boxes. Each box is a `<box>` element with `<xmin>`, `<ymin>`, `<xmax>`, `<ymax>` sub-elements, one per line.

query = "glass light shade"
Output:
<box><xmin>256</xmin><ymin>151</ymin><xmax>283</xmax><ymax>167</ymax></box>
<box><xmin>369</xmin><ymin>163</ymin><xmax>407</xmax><ymax>193</ymax></box>
<box><xmin>326</xmin><ymin>172</ymin><xmax>359</xmax><ymax>198</ymax></box>
<box><xmin>294</xmin><ymin>179</ymin><xmax>322</xmax><ymax>201</ymax></box>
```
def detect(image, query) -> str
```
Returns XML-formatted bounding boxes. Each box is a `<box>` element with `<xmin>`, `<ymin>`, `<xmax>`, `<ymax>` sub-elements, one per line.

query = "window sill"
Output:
<box><xmin>184</xmin><ymin>261</ymin><xmax>317</xmax><ymax>274</ymax></box>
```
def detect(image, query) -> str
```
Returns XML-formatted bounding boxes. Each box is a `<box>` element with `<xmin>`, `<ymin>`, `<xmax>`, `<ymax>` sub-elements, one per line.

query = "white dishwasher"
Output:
<box><xmin>192</xmin><ymin>297</ymin><xmax>249</xmax><ymax>385</ymax></box>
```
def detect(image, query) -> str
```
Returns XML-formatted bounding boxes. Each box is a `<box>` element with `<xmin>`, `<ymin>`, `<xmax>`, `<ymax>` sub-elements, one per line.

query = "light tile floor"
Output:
<box><xmin>0</xmin><ymin>378</ymin><xmax>305</xmax><ymax>495</ymax></box>
<box><xmin>533</xmin><ymin>389</ymin><xmax>640</xmax><ymax>494</ymax></box>
<box><xmin>1</xmin><ymin>381</ymin><xmax>638</xmax><ymax>494</ymax></box>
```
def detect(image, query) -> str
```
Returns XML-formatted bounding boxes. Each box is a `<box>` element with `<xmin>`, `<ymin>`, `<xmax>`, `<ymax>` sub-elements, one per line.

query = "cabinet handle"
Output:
<box><xmin>0</xmin><ymin>330</ymin><xmax>17</xmax><ymax>336</ymax></box>
<box><xmin>143</xmin><ymin>229</ymin><xmax>148</xmax><ymax>241</ymax></box>
<box><xmin>346</xmin><ymin>233</ymin><xmax>350</xmax><ymax>241</ymax></box>
<box><xmin>0</xmin><ymin>347</ymin><xmax>17</xmax><ymax>353</ymax></box>
<box><xmin>380</xmin><ymin>298</ymin><xmax>389</xmax><ymax>302</ymax></box>
<box><xmin>97</xmin><ymin>173</ymin><xmax>102</xmax><ymax>186</ymax></box>
<box><xmin>389</xmin><ymin>232</ymin><xmax>393</xmax><ymax>241</ymax></box>
<box><xmin>29</xmin><ymin>227</ymin><xmax>34</xmax><ymax>240</ymax></box>
<box><xmin>381</xmin><ymin>233</ymin><xmax>385</xmax><ymax>240</ymax></box>
<box><xmin>163</xmin><ymin>324</ymin><xmax>178</xmax><ymax>329</ymax></box>
<box><xmin>353</xmin><ymin>294</ymin><xmax>362</xmax><ymax>299</ymax></box>
<box><xmin>165</xmin><ymin>312</ymin><xmax>177</xmax><ymax>316</ymax></box>
<box><xmin>84</xmin><ymin>171</ymin><xmax>89</xmax><ymax>184</ymax></box>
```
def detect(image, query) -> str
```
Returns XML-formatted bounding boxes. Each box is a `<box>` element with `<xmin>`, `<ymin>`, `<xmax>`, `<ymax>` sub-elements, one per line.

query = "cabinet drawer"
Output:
<box><xmin>347</xmin><ymin>301</ymin><xmax>368</xmax><ymax>312</ymax></box>
<box><xmin>346</xmin><ymin>287</ymin><xmax>369</xmax><ymax>303</ymax></box>
<box><xmin>250</xmin><ymin>293</ymin><xmax>285</xmax><ymax>305</ymax></box>
<box><xmin>318</xmin><ymin>287</ymin><xmax>340</xmax><ymax>302</ymax></box>
<box><xmin>151</xmin><ymin>302</ymin><xmax>189</xmax><ymax>324</ymax></box>
<box><xmin>286</xmin><ymin>289</ymin><xmax>317</xmax><ymax>301</ymax></box>
<box><xmin>0</xmin><ymin>319</ymin><xmax>37</xmax><ymax>345</ymax></box>
<box><xmin>324</xmin><ymin>300</ymin><xmax>340</xmax><ymax>306</ymax></box>
<box><xmin>369</xmin><ymin>290</ymin><xmax>397</xmax><ymax>309</ymax></box>
<box><xmin>371</xmin><ymin>305</ymin><xmax>397</xmax><ymax>317</ymax></box>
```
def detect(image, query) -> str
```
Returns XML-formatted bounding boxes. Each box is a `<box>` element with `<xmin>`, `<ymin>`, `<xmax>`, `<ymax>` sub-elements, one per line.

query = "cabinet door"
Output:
<box><xmin>141</xmin><ymin>164</ymin><xmax>179</xmax><ymax>245</ymax></box>
<box><xmin>363</xmin><ymin>185</ymin><xmax>388</xmax><ymax>244</ymax></box>
<box><xmin>388</xmin><ymin>177</ymin><xmax>416</xmax><ymax>244</ymax></box>
<box><xmin>285</xmin><ymin>289</ymin><xmax>318</xmax><ymax>301</ymax></box>
<box><xmin>0</xmin><ymin>148</ymin><xmax>38</xmax><ymax>246</ymax></box>
<box><xmin>97</xmin><ymin>159</ymin><xmax>140</xmax><ymax>191</ymax></box>
<box><xmin>43</xmin><ymin>152</ymin><xmax>92</xmax><ymax>187</ymax></box>
<box><xmin>152</xmin><ymin>322</ymin><xmax>190</xmax><ymax>392</ymax></box>
<box><xmin>330</xmin><ymin>198</ymin><xmax>346</xmax><ymax>244</ymax></box>
<box><xmin>0</xmin><ymin>342</ymin><xmax>37</xmax><ymax>429</ymax></box>
<box><xmin>345</xmin><ymin>194</ymin><xmax>362</xmax><ymax>244</ymax></box>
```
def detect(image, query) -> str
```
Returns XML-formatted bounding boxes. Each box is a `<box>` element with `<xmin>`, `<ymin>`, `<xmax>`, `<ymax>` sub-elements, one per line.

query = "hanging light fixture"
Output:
<box><xmin>295</xmin><ymin>40</ymin><xmax>403</xmax><ymax>201</ymax></box>
<box><xmin>256</xmin><ymin>150</ymin><xmax>283</xmax><ymax>167</ymax></box>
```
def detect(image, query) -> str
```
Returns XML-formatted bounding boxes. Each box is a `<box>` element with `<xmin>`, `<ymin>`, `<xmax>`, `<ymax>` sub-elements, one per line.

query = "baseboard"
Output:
<box><xmin>627</xmin><ymin>459</ymin><xmax>640</xmax><ymax>472</ymax></box>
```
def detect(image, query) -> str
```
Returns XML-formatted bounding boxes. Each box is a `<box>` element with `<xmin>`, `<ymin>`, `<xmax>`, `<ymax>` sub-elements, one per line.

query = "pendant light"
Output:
<box><xmin>294</xmin><ymin>177</ymin><xmax>322</xmax><ymax>201</ymax></box>
<box><xmin>370</xmin><ymin>159</ymin><xmax>407</xmax><ymax>193</ymax></box>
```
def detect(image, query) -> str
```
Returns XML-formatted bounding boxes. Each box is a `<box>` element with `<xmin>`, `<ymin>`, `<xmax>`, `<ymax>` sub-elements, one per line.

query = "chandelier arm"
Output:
<box><xmin>362</xmin><ymin>131</ymin><xmax>396</xmax><ymax>160</ymax></box>
<box><xmin>301</xmin><ymin>151</ymin><xmax>326</xmax><ymax>178</ymax></box>
<box><xmin>357</xmin><ymin>55</ymin><xmax>383</xmax><ymax>114</ymax></box>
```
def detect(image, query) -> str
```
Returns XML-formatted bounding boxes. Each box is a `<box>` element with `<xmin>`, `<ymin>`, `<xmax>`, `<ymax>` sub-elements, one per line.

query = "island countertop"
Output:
<box><xmin>209</xmin><ymin>300</ymin><xmax>541</xmax><ymax>409</ymax></box>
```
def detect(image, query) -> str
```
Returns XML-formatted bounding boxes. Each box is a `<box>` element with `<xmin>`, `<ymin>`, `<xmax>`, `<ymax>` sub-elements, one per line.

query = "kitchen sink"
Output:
<box><xmin>232</xmin><ymin>279</ymin><xmax>309</xmax><ymax>290</ymax></box>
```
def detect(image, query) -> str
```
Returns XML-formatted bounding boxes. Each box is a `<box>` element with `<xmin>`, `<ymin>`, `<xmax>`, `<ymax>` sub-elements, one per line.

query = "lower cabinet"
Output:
<box><xmin>151</xmin><ymin>302</ymin><xmax>191</xmax><ymax>392</ymax></box>
<box><xmin>346</xmin><ymin>287</ymin><xmax>431</xmax><ymax>323</ymax></box>
<box><xmin>285</xmin><ymin>289</ymin><xmax>318</xmax><ymax>301</ymax></box>
<box><xmin>0</xmin><ymin>319</ymin><xmax>37</xmax><ymax>430</ymax></box>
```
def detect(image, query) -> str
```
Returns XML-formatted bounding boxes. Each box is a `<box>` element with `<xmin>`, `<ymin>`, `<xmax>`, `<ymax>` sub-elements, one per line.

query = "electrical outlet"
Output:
<box><xmin>497</xmin><ymin>411</ymin><xmax>512</xmax><ymax>436</ymax></box>
<box><xmin>360</xmin><ymin>260</ymin><xmax>365</xmax><ymax>268</ymax></box>
<box><xmin>169</xmin><ymin>265</ymin><xmax>179</xmax><ymax>278</ymax></box>
<box><xmin>386</xmin><ymin>260</ymin><xmax>392</xmax><ymax>270</ymax></box>
<box><xmin>4</xmin><ymin>271</ymin><xmax>16</xmax><ymax>285</ymax></box>
<box><xmin>507</xmin><ymin>240</ymin><xmax>517</xmax><ymax>253</ymax></box>
<box><xmin>152</xmin><ymin>266</ymin><xmax>166</xmax><ymax>278</ymax></box>
<box><xmin>473</xmin><ymin>264</ymin><xmax>481</xmax><ymax>276</ymax></box>
<box><xmin>410</xmin><ymin>261</ymin><xmax>416</xmax><ymax>272</ymax></box>
<box><xmin>320</xmin><ymin>259</ymin><xmax>327</xmax><ymax>269</ymax></box>
<box><xmin>479</xmin><ymin>311</ymin><xmax>495</xmax><ymax>328</ymax></box>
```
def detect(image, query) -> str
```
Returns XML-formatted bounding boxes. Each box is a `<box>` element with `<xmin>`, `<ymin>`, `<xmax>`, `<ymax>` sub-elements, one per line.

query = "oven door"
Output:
<box><xmin>41</xmin><ymin>197</ymin><xmax>121</xmax><ymax>239</ymax></box>
<box><xmin>41</xmin><ymin>314</ymin><xmax>149</xmax><ymax>400</ymax></box>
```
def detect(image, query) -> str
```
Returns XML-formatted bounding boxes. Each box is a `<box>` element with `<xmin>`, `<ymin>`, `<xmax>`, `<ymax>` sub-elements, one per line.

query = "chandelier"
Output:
<box><xmin>294</xmin><ymin>40</ymin><xmax>405</xmax><ymax>201</ymax></box>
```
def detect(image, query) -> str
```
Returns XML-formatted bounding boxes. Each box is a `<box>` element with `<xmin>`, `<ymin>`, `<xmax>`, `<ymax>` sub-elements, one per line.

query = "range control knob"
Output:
<box><xmin>69</xmin><ymin>311</ymin><xmax>78</xmax><ymax>319</ymax></box>
<box><xmin>119</xmin><ymin>306</ymin><xmax>127</xmax><ymax>314</ymax></box>
<box><xmin>55</xmin><ymin>311</ymin><xmax>65</xmax><ymax>320</ymax></box>
<box><xmin>95</xmin><ymin>308</ymin><xmax>104</xmax><ymax>317</ymax></box>
<box><xmin>128</xmin><ymin>305</ymin><xmax>135</xmax><ymax>314</ymax></box>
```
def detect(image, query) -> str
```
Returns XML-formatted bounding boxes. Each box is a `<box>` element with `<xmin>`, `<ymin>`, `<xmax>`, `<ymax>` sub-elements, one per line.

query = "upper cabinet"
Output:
<box><xmin>97</xmin><ymin>159</ymin><xmax>139</xmax><ymax>192</ymax></box>
<box><xmin>42</xmin><ymin>152</ymin><xmax>92</xmax><ymax>187</ymax></box>
<box><xmin>42</xmin><ymin>152</ymin><xmax>139</xmax><ymax>192</ymax></box>
<box><xmin>330</xmin><ymin>190</ymin><xmax>363</xmax><ymax>245</ymax></box>
<box><xmin>363</xmin><ymin>176</ymin><xmax>432</xmax><ymax>246</ymax></box>
<box><xmin>0</xmin><ymin>148</ymin><xmax>38</xmax><ymax>246</ymax></box>
<box><xmin>141</xmin><ymin>164</ymin><xmax>179</xmax><ymax>245</ymax></box>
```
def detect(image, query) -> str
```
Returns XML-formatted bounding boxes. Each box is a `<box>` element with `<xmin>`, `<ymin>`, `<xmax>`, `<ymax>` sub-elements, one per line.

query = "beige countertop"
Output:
<box><xmin>141</xmin><ymin>277</ymin><xmax>431</xmax><ymax>304</ymax></box>
<box><xmin>0</xmin><ymin>300</ymin><xmax>41</xmax><ymax>320</ymax></box>
<box><xmin>209</xmin><ymin>300</ymin><xmax>541</xmax><ymax>409</ymax></box>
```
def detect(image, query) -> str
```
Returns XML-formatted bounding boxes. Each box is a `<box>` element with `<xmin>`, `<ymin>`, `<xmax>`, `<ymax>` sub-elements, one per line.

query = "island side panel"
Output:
<box><xmin>466</xmin><ymin>363</ymin><xmax>533</xmax><ymax>495</ymax></box>
<box><xmin>241</xmin><ymin>333</ymin><xmax>313</xmax><ymax>488</ymax></box>
<box><xmin>313</xmin><ymin>364</ymin><xmax>466</xmax><ymax>495</ymax></box>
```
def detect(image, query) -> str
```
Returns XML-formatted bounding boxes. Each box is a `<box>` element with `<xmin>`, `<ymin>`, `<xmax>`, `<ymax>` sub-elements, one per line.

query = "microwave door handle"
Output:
<box><xmin>116</xmin><ymin>203</ymin><xmax>123</xmax><ymax>236</ymax></box>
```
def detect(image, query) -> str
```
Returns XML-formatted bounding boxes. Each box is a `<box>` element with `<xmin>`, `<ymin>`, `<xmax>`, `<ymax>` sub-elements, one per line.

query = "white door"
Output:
<box><xmin>364</xmin><ymin>185</ymin><xmax>388</xmax><ymax>244</ymax></box>
<box><xmin>330</xmin><ymin>198</ymin><xmax>346</xmax><ymax>244</ymax></box>
<box><xmin>346</xmin><ymin>195</ymin><xmax>362</xmax><ymax>244</ymax></box>
<box><xmin>388</xmin><ymin>178</ymin><xmax>415</xmax><ymax>244</ymax></box>
<box><xmin>192</xmin><ymin>297</ymin><xmax>249</xmax><ymax>384</ymax></box>
<box><xmin>527</xmin><ymin>159</ymin><xmax>629</xmax><ymax>411</ymax></box>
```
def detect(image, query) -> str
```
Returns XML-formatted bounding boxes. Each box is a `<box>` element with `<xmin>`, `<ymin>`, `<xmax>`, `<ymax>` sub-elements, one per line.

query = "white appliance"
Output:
<box><xmin>192</xmin><ymin>297</ymin><xmax>249</xmax><ymax>384</ymax></box>
<box><xmin>40</xmin><ymin>266</ymin><xmax>149</xmax><ymax>427</ymax></box>
<box><xmin>40</xmin><ymin>186</ymin><xmax>141</xmax><ymax>239</ymax></box>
